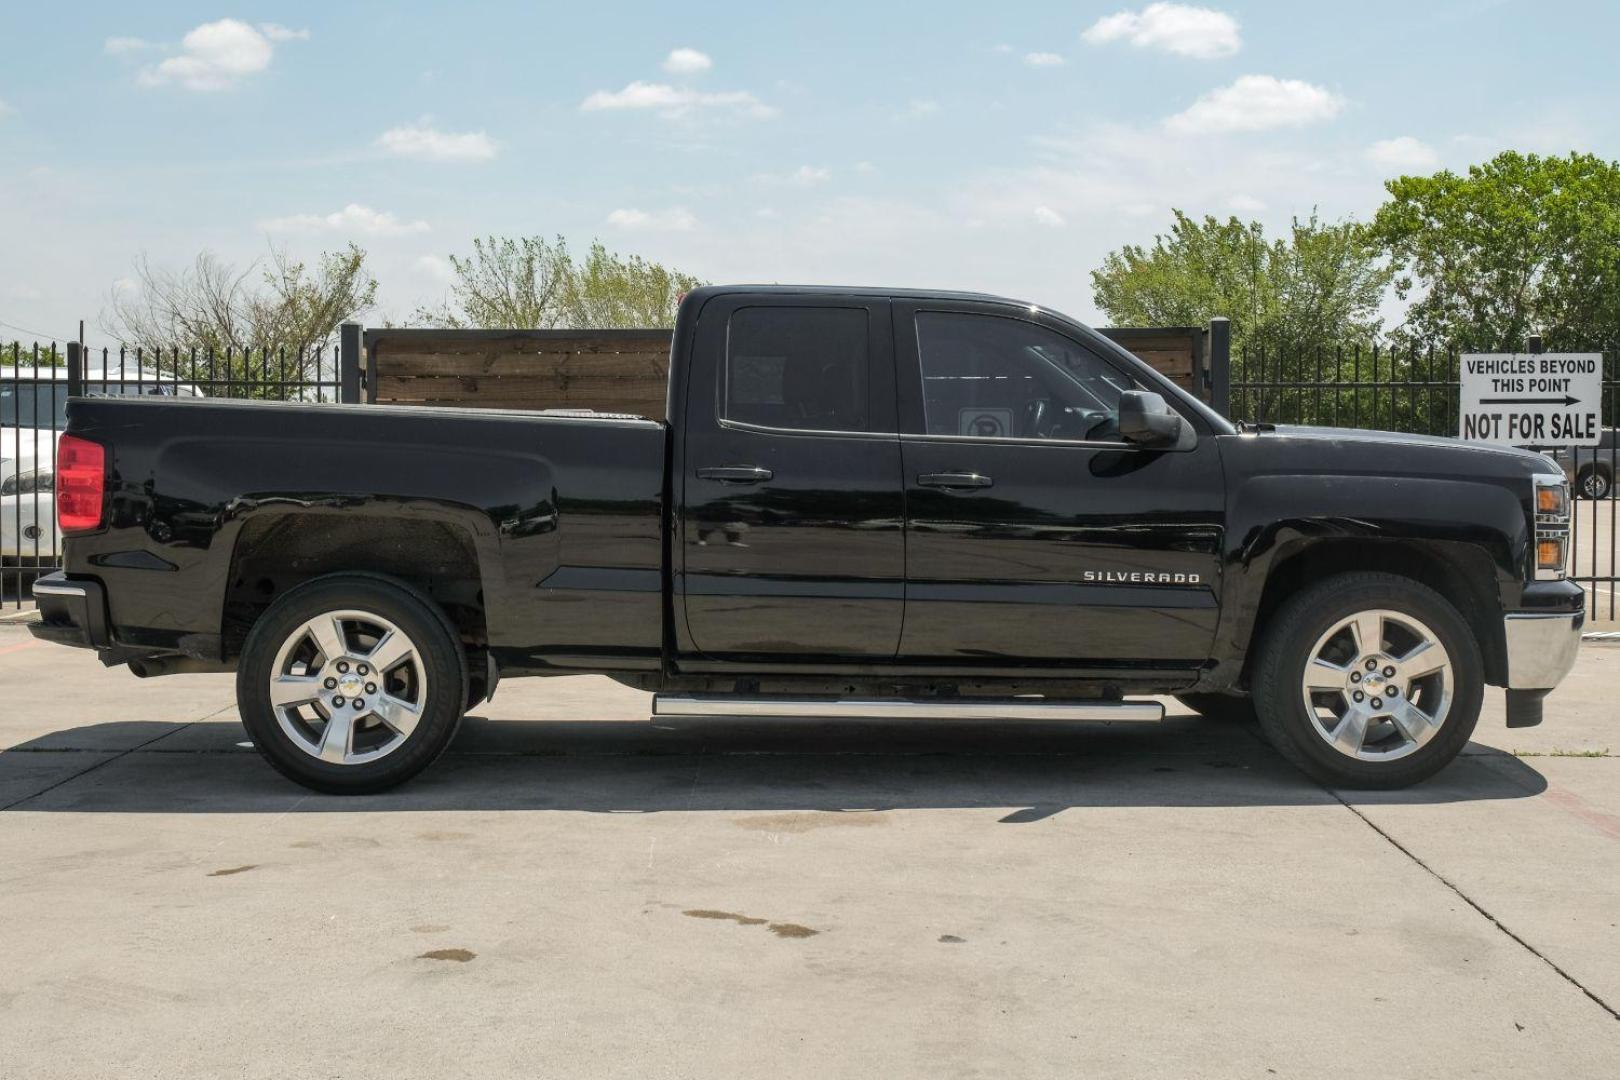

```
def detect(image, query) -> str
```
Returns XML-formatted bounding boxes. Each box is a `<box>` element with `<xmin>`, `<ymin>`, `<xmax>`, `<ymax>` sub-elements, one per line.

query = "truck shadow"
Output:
<box><xmin>0</xmin><ymin>711</ymin><xmax>1549</xmax><ymax>814</ymax></box>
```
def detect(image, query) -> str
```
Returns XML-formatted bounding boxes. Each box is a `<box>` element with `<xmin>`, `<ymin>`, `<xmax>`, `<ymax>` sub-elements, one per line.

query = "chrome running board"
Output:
<box><xmin>651</xmin><ymin>695</ymin><xmax>1164</xmax><ymax>722</ymax></box>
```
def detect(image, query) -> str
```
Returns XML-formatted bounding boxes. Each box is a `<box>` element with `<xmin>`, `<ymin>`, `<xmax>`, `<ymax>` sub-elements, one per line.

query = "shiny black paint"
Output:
<box><xmin>677</xmin><ymin>293</ymin><xmax>906</xmax><ymax>659</ymax></box>
<box><xmin>890</xmin><ymin>297</ymin><xmax>1224</xmax><ymax>665</ymax></box>
<box><xmin>44</xmin><ymin>286</ymin><xmax>1574</xmax><ymax>698</ymax></box>
<box><xmin>1205</xmin><ymin>426</ymin><xmax>1573</xmax><ymax>687</ymax></box>
<box><xmin>58</xmin><ymin>397</ymin><xmax>666</xmax><ymax>672</ymax></box>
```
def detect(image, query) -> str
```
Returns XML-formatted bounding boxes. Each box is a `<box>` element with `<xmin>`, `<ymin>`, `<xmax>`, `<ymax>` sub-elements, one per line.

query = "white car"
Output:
<box><xmin>2</xmin><ymin>364</ymin><xmax>203</xmax><ymax>563</ymax></box>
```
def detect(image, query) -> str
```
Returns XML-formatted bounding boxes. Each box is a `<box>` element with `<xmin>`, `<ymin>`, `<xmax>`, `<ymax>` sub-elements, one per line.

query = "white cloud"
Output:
<box><xmin>377</xmin><ymin>123</ymin><xmax>498</xmax><ymax>162</ymax></box>
<box><xmin>756</xmin><ymin>165</ymin><xmax>831</xmax><ymax>187</ymax></box>
<box><xmin>1024</xmin><ymin>52</ymin><xmax>1066</xmax><ymax>67</ymax></box>
<box><xmin>606</xmin><ymin>207</ymin><xmax>698</xmax><ymax>231</ymax></box>
<box><xmin>413</xmin><ymin>255</ymin><xmax>455</xmax><ymax>283</ymax></box>
<box><xmin>1033</xmin><ymin>205</ymin><xmax>1067</xmax><ymax>226</ymax></box>
<box><xmin>258</xmin><ymin>24</ymin><xmax>310</xmax><ymax>42</ymax></box>
<box><xmin>901</xmin><ymin>98</ymin><xmax>940</xmax><ymax>118</ymax></box>
<box><xmin>261</xmin><ymin>203</ymin><xmax>431</xmax><ymax>236</ymax></box>
<box><xmin>662</xmin><ymin>47</ymin><xmax>712</xmax><ymax>75</ymax></box>
<box><xmin>0</xmin><ymin>99</ymin><xmax>10</xmax><ymax>118</ymax></box>
<box><xmin>1166</xmin><ymin>75</ymin><xmax>1344</xmax><ymax>134</ymax></box>
<box><xmin>103</xmin><ymin>36</ymin><xmax>155</xmax><ymax>54</ymax></box>
<box><xmin>1083</xmin><ymin>3</ymin><xmax>1241</xmax><ymax>60</ymax></box>
<box><xmin>1366</xmin><ymin>136</ymin><xmax>1440</xmax><ymax>171</ymax></box>
<box><xmin>1226</xmin><ymin>194</ymin><xmax>1267</xmax><ymax>212</ymax></box>
<box><xmin>854</xmin><ymin>161</ymin><xmax>878</xmax><ymax>175</ymax></box>
<box><xmin>135</xmin><ymin>18</ymin><xmax>303</xmax><ymax>91</ymax></box>
<box><xmin>582</xmin><ymin>80</ymin><xmax>775</xmax><ymax>118</ymax></box>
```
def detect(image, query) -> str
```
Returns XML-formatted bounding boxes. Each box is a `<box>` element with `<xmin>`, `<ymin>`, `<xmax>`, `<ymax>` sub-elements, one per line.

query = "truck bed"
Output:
<box><xmin>58</xmin><ymin>396</ymin><xmax>668</xmax><ymax>672</ymax></box>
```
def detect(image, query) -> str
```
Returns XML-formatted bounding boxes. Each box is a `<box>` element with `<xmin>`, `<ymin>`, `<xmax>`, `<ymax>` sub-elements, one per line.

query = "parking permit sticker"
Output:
<box><xmin>1459</xmin><ymin>353</ymin><xmax>1602</xmax><ymax>447</ymax></box>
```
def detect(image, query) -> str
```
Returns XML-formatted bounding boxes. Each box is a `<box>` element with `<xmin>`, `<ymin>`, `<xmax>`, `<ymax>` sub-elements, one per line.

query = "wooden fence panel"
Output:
<box><xmin>367</xmin><ymin>325</ymin><xmax>1209</xmax><ymax>417</ymax></box>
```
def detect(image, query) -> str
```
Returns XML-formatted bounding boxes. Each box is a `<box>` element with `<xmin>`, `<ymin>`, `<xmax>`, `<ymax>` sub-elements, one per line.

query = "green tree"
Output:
<box><xmin>0</xmin><ymin>342</ymin><xmax>64</xmax><ymax>367</ymax></box>
<box><xmin>1370</xmin><ymin>151</ymin><xmax>1620</xmax><ymax>350</ymax></box>
<box><xmin>417</xmin><ymin>235</ymin><xmax>704</xmax><ymax>329</ymax></box>
<box><xmin>565</xmin><ymin>241</ymin><xmax>703</xmax><ymax>328</ymax></box>
<box><xmin>1091</xmin><ymin>209</ymin><xmax>1392</xmax><ymax>352</ymax></box>
<box><xmin>1093</xmin><ymin>210</ymin><xmax>1397</xmax><ymax>427</ymax></box>
<box><xmin>106</xmin><ymin>244</ymin><xmax>377</xmax><ymax>394</ymax></box>
<box><xmin>416</xmin><ymin>236</ymin><xmax>574</xmax><ymax>329</ymax></box>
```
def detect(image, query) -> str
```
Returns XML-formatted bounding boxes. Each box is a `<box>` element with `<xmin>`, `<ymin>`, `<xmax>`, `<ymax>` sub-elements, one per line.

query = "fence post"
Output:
<box><xmin>363</xmin><ymin>330</ymin><xmax>378</xmax><ymax>404</ymax></box>
<box><xmin>66</xmin><ymin>341</ymin><xmax>83</xmax><ymax>397</ymax></box>
<box><xmin>1207</xmin><ymin>317</ymin><xmax>1231</xmax><ymax>417</ymax></box>
<box><xmin>338</xmin><ymin>322</ymin><xmax>362</xmax><ymax>404</ymax></box>
<box><xmin>1527</xmin><ymin>334</ymin><xmax>1544</xmax><ymax>355</ymax></box>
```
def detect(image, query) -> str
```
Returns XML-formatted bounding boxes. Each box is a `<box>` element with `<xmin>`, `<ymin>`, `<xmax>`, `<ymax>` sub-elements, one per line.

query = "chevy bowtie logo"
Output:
<box><xmin>1083</xmin><ymin>571</ymin><xmax>1203</xmax><ymax>585</ymax></box>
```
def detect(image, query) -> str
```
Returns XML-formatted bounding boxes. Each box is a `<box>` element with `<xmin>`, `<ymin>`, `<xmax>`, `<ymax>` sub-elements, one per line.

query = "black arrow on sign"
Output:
<box><xmin>1480</xmin><ymin>395</ymin><xmax>1581</xmax><ymax>406</ymax></box>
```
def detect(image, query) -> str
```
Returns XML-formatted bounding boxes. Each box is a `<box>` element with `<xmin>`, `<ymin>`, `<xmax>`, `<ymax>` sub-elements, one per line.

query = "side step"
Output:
<box><xmin>651</xmin><ymin>695</ymin><xmax>1164</xmax><ymax>722</ymax></box>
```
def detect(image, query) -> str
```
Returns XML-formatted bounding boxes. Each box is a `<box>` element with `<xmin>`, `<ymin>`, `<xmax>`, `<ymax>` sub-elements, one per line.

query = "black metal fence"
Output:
<box><xmin>3</xmin><ymin>333</ymin><xmax>361</xmax><ymax>608</ymax></box>
<box><xmin>5</xmin><ymin>327</ymin><xmax>1617</xmax><ymax>625</ymax></box>
<box><xmin>1228</xmin><ymin>342</ymin><xmax>1620</xmax><ymax>623</ymax></box>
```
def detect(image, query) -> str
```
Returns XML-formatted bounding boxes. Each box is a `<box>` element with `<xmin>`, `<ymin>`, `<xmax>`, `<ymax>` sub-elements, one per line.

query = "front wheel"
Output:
<box><xmin>1251</xmin><ymin>572</ymin><xmax>1483</xmax><ymax>789</ymax></box>
<box><xmin>236</xmin><ymin>575</ymin><xmax>468</xmax><ymax>794</ymax></box>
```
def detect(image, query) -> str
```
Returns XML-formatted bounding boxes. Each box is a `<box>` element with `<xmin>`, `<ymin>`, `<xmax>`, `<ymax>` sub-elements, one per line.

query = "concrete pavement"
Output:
<box><xmin>1</xmin><ymin>623</ymin><xmax>1616</xmax><ymax>1079</ymax></box>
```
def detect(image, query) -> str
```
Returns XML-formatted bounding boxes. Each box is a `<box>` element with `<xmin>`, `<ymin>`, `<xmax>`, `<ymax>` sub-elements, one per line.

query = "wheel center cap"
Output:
<box><xmin>336</xmin><ymin>672</ymin><xmax>364</xmax><ymax>697</ymax></box>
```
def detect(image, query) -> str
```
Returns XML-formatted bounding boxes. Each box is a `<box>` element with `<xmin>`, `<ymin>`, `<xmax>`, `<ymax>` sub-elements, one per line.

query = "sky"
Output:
<box><xmin>2</xmin><ymin>0</ymin><xmax>1618</xmax><ymax>348</ymax></box>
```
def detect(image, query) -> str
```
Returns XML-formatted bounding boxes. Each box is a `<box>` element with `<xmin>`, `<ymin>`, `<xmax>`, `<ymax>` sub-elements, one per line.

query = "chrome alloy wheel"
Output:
<box><xmin>1300</xmin><ymin>608</ymin><xmax>1453</xmax><ymax>763</ymax></box>
<box><xmin>267</xmin><ymin>609</ymin><xmax>427</xmax><ymax>765</ymax></box>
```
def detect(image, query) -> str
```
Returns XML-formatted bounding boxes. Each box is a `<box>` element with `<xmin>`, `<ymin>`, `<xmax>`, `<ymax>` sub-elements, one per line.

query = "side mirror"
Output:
<box><xmin>1118</xmin><ymin>390</ymin><xmax>1184</xmax><ymax>448</ymax></box>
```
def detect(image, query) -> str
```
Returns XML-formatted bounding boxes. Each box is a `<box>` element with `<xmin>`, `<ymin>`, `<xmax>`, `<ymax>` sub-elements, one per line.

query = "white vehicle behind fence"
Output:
<box><xmin>2</xmin><ymin>364</ymin><xmax>204</xmax><ymax>563</ymax></box>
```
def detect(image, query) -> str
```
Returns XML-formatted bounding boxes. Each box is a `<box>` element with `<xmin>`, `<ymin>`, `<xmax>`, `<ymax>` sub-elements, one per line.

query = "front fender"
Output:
<box><xmin>1206</xmin><ymin>473</ymin><xmax>1528</xmax><ymax>686</ymax></box>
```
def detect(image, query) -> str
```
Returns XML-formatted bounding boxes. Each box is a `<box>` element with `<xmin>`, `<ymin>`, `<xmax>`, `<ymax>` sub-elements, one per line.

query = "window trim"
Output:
<box><xmin>718</xmin><ymin>416</ymin><xmax>900</xmax><ymax>441</ymax></box>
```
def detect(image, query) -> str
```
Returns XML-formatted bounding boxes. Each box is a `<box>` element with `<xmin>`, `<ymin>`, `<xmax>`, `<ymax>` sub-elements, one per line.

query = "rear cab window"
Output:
<box><xmin>724</xmin><ymin>306</ymin><xmax>873</xmax><ymax>433</ymax></box>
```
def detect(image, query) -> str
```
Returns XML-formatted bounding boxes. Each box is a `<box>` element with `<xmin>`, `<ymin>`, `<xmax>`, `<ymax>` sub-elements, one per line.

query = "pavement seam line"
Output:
<box><xmin>1229</xmin><ymin>719</ymin><xmax>1620</xmax><ymax>1022</ymax></box>
<box><xmin>0</xmin><ymin>703</ymin><xmax>234</xmax><ymax>812</ymax></box>
<box><xmin>1331</xmin><ymin>791</ymin><xmax>1620</xmax><ymax>1023</ymax></box>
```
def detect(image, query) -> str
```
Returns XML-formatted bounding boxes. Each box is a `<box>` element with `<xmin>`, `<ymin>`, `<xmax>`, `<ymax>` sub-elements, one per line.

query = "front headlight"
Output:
<box><xmin>1533</xmin><ymin>473</ymin><xmax>1570</xmax><ymax>580</ymax></box>
<box><xmin>0</xmin><ymin>466</ymin><xmax>53</xmax><ymax>497</ymax></box>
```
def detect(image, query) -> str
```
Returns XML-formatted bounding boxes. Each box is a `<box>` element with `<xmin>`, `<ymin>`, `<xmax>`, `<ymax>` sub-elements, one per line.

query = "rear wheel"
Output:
<box><xmin>237</xmin><ymin>575</ymin><xmax>467</xmax><ymax>794</ymax></box>
<box><xmin>1252</xmin><ymin>572</ymin><xmax>1482</xmax><ymax>789</ymax></box>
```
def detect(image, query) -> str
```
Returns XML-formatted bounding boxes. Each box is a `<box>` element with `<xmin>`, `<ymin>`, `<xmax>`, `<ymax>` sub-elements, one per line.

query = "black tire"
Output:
<box><xmin>1251</xmin><ymin>571</ymin><xmax>1483</xmax><ymax>789</ymax></box>
<box><xmin>1576</xmin><ymin>466</ymin><xmax>1611</xmax><ymax>501</ymax></box>
<box><xmin>237</xmin><ymin>574</ymin><xmax>468</xmax><ymax>794</ymax></box>
<box><xmin>1174</xmin><ymin>692</ymin><xmax>1257</xmax><ymax>724</ymax></box>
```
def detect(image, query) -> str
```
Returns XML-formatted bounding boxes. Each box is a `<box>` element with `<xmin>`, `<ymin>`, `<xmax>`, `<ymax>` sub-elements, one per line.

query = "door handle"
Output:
<box><xmin>918</xmin><ymin>472</ymin><xmax>993</xmax><ymax>489</ymax></box>
<box><xmin>697</xmin><ymin>465</ymin><xmax>774</xmax><ymax>484</ymax></box>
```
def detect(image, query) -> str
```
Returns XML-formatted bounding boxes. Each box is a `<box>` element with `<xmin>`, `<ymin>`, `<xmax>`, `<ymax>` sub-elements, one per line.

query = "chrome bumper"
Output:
<box><xmin>1503</xmin><ymin>612</ymin><xmax>1584</xmax><ymax>690</ymax></box>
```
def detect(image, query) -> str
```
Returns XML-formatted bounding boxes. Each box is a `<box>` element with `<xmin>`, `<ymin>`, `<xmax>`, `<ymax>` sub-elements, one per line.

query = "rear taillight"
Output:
<box><xmin>56</xmin><ymin>435</ymin><xmax>106</xmax><ymax>533</ymax></box>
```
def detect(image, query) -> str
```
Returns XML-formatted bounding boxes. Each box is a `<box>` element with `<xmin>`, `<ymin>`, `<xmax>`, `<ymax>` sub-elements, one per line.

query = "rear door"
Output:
<box><xmin>677</xmin><ymin>294</ymin><xmax>905</xmax><ymax>660</ymax></box>
<box><xmin>894</xmin><ymin>300</ymin><xmax>1225</xmax><ymax>666</ymax></box>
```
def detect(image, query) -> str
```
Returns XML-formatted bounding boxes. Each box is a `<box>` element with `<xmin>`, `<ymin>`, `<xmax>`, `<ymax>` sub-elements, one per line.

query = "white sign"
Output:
<box><xmin>1459</xmin><ymin>353</ymin><xmax>1602</xmax><ymax>447</ymax></box>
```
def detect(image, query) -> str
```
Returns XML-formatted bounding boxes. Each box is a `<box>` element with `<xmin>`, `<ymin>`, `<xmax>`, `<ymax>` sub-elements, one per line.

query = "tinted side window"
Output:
<box><xmin>915</xmin><ymin>312</ymin><xmax>1136</xmax><ymax>441</ymax></box>
<box><xmin>726</xmin><ymin>307</ymin><xmax>870</xmax><ymax>432</ymax></box>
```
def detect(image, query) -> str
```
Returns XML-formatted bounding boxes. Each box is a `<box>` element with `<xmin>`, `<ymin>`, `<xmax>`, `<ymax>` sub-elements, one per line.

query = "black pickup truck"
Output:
<box><xmin>31</xmin><ymin>286</ymin><xmax>1584</xmax><ymax>793</ymax></box>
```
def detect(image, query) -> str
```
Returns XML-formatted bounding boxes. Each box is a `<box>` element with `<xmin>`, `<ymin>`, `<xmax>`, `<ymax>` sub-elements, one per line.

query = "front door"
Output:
<box><xmin>678</xmin><ymin>295</ymin><xmax>904</xmax><ymax>660</ymax></box>
<box><xmin>894</xmin><ymin>301</ymin><xmax>1226</xmax><ymax>666</ymax></box>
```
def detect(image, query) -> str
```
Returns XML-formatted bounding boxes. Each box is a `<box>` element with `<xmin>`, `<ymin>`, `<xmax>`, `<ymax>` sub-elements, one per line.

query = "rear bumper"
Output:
<box><xmin>28</xmin><ymin>571</ymin><xmax>109</xmax><ymax>649</ymax></box>
<box><xmin>1503</xmin><ymin>611</ymin><xmax>1583</xmax><ymax>690</ymax></box>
